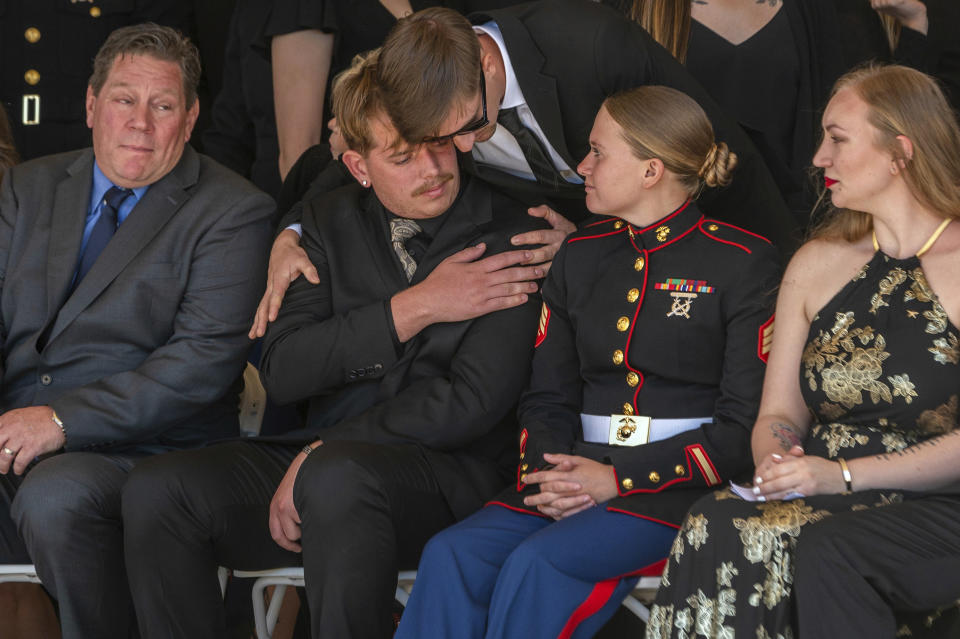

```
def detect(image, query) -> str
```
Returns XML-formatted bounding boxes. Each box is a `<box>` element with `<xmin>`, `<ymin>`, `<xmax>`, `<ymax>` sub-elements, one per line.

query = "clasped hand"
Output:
<box><xmin>751</xmin><ymin>445</ymin><xmax>846</xmax><ymax>500</ymax></box>
<box><xmin>521</xmin><ymin>453</ymin><xmax>617</xmax><ymax>520</ymax></box>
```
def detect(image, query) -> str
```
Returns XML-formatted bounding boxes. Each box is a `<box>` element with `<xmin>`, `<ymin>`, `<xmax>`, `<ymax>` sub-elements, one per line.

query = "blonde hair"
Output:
<box><xmin>331</xmin><ymin>50</ymin><xmax>388</xmax><ymax>156</ymax></box>
<box><xmin>810</xmin><ymin>64</ymin><xmax>960</xmax><ymax>242</ymax></box>
<box><xmin>603</xmin><ymin>86</ymin><xmax>737</xmax><ymax>197</ymax></box>
<box><xmin>627</xmin><ymin>0</ymin><xmax>691</xmax><ymax>63</ymax></box>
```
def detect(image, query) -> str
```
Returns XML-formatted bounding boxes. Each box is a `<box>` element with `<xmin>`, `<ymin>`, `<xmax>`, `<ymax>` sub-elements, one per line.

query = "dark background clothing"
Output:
<box><xmin>202</xmin><ymin>0</ymin><xmax>282</xmax><ymax>197</ymax></box>
<box><xmin>0</xmin><ymin>0</ymin><xmax>233</xmax><ymax>161</ymax></box>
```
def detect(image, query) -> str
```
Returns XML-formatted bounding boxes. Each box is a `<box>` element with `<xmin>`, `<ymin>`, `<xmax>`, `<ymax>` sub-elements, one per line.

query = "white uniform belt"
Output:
<box><xmin>580</xmin><ymin>414</ymin><xmax>708</xmax><ymax>444</ymax></box>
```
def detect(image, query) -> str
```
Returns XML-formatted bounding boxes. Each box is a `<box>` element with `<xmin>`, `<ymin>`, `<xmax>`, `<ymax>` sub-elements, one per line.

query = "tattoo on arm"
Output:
<box><xmin>873</xmin><ymin>428</ymin><xmax>960</xmax><ymax>461</ymax></box>
<box><xmin>770</xmin><ymin>422</ymin><xmax>803</xmax><ymax>451</ymax></box>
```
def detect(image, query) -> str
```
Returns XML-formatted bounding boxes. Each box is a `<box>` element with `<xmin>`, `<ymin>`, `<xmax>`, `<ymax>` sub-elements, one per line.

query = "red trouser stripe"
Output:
<box><xmin>556</xmin><ymin>577</ymin><xmax>619</xmax><ymax>639</ymax></box>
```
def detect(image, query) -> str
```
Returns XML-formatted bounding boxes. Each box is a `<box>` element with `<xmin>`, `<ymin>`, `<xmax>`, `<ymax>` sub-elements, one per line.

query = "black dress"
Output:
<box><xmin>646</xmin><ymin>249</ymin><xmax>960</xmax><ymax>637</ymax></box>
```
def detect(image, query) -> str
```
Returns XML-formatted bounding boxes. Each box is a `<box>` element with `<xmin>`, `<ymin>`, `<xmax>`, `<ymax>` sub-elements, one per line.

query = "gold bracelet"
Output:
<box><xmin>837</xmin><ymin>457</ymin><xmax>853</xmax><ymax>493</ymax></box>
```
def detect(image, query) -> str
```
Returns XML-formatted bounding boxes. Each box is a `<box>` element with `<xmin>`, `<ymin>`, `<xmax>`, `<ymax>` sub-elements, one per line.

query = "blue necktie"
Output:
<box><xmin>76</xmin><ymin>186</ymin><xmax>132</xmax><ymax>284</ymax></box>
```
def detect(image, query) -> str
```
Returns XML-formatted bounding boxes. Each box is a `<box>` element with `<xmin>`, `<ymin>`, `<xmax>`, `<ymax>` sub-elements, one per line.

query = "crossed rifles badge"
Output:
<box><xmin>654</xmin><ymin>278</ymin><xmax>715</xmax><ymax>319</ymax></box>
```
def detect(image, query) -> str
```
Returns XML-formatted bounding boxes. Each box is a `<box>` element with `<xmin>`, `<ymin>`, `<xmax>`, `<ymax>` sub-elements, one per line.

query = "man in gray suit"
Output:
<box><xmin>0</xmin><ymin>24</ymin><xmax>273</xmax><ymax>638</ymax></box>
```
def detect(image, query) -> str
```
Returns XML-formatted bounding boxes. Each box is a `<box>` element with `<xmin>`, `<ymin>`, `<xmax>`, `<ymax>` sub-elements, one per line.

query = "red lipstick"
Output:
<box><xmin>824</xmin><ymin>177</ymin><xmax>838</xmax><ymax>188</ymax></box>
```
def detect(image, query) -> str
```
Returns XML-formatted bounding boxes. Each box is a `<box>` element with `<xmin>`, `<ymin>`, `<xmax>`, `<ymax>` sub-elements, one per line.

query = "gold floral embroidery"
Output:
<box><xmin>923</xmin><ymin>305</ymin><xmax>948</xmax><ymax>335</ymax></box>
<box><xmin>917</xmin><ymin>395</ymin><xmax>958</xmax><ymax>435</ymax></box>
<box><xmin>880</xmin><ymin>430</ymin><xmax>914</xmax><ymax>453</ymax></box>
<box><xmin>852</xmin><ymin>264</ymin><xmax>868</xmax><ymax>281</ymax></box>
<box><xmin>817</xmin><ymin>402</ymin><xmax>846</xmax><ymax>421</ymax></box>
<box><xmin>869</xmin><ymin>267</ymin><xmax>907</xmax><ymax>314</ymax></box>
<box><xmin>812</xmin><ymin>424</ymin><xmax>870</xmax><ymax>457</ymax></box>
<box><xmin>929</xmin><ymin>333</ymin><xmax>960</xmax><ymax>365</ymax></box>
<box><xmin>733</xmin><ymin>501</ymin><xmax>830</xmax><ymax>564</ymax></box>
<box><xmin>888</xmin><ymin>374</ymin><xmax>917</xmax><ymax>404</ymax></box>
<box><xmin>803</xmin><ymin>312</ymin><xmax>900</xmax><ymax>408</ymax></box>
<box><xmin>716</xmin><ymin>562</ymin><xmax>738</xmax><ymax>588</ymax></box>
<box><xmin>686</xmin><ymin>514</ymin><xmax>709</xmax><ymax>551</ymax></box>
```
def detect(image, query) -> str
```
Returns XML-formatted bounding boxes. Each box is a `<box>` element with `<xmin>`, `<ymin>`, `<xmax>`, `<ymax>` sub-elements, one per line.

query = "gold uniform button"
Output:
<box><xmin>25</xmin><ymin>28</ymin><xmax>42</xmax><ymax>43</ymax></box>
<box><xmin>519</xmin><ymin>451</ymin><xmax>525</xmax><ymax>460</ymax></box>
<box><xmin>612</xmin><ymin>349</ymin><xmax>624</xmax><ymax>365</ymax></box>
<box><xmin>90</xmin><ymin>6</ymin><xmax>102</xmax><ymax>17</ymax></box>
<box><xmin>622</xmin><ymin>403</ymin><xmax>634</xmax><ymax>415</ymax></box>
<box><xmin>621</xmin><ymin>478</ymin><xmax>634</xmax><ymax>491</ymax></box>
<box><xmin>626</xmin><ymin>371</ymin><xmax>639</xmax><ymax>387</ymax></box>
<box><xmin>521</xmin><ymin>463</ymin><xmax>529</xmax><ymax>471</ymax></box>
<box><xmin>634</xmin><ymin>257</ymin><xmax>645</xmax><ymax>271</ymax></box>
<box><xmin>708</xmin><ymin>224</ymin><xmax>719</xmax><ymax>231</ymax></box>
<box><xmin>613</xmin><ymin>220</ymin><xmax>624</xmax><ymax>229</ymax></box>
<box><xmin>616</xmin><ymin>316</ymin><xmax>630</xmax><ymax>332</ymax></box>
<box><xmin>675</xmin><ymin>465</ymin><xmax>686</xmax><ymax>476</ymax></box>
<box><xmin>649</xmin><ymin>471</ymin><xmax>661</xmax><ymax>483</ymax></box>
<box><xmin>24</xmin><ymin>69</ymin><xmax>41</xmax><ymax>86</ymax></box>
<box><xmin>519</xmin><ymin>473</ymin><xmax>527</xmax><ymax>482</ymax></box>
<box><xmin>626</xmin><ymin>288</ymin><xmax>640</xmax><ymax>303</ymax></box>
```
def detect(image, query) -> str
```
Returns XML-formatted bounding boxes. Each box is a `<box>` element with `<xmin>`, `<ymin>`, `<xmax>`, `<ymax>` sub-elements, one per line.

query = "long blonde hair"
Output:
<box><xmin>627</xmin><ymin>0</ymin><xmax>691</xmax><ymax>63</ymax></box>
<box><xmin>811</xmin><ymin>65</ymin><xmax>960</xmax><ymax>242</ymax></box>
<box><xmin>604</xmin><ymin>86</ymin><xmax>737</xmax><ymax>198</ymax></box>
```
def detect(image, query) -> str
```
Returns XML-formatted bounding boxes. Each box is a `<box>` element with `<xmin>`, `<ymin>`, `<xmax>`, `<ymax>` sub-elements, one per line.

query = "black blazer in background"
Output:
<box><xmin>466</xmin><ymin>0</ymin><xmax>801</xmax><ymax>253</ymax></box>
<box><xmin>259</xmin><ymin>175</ymin><xmax>546</xmax><ymax>519</ymax></box>
<box><xmin>0</xmin><ymin>147</ymin><xmax>274</xmax><ymax>454</ymax></box>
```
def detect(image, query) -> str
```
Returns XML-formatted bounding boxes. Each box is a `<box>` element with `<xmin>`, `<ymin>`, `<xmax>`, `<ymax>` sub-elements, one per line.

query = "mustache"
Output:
<box><xmin>412</xmin><ymin>174</ymin><xmax>455</xmax><ymax>196</ymax></box>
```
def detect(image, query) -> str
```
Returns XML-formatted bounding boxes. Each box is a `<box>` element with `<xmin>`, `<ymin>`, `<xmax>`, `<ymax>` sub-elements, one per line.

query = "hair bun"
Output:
<box><xmin>699</xmin><ymin>142</ymin><xmax>737</xmax><ymax>188</ymax></box>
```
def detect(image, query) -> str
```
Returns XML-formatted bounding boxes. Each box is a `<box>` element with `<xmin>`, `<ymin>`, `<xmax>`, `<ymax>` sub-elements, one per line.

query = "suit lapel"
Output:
<box><xmin>488</xmin><ymin>11</ymin><xmax>575</xmax><ymax>169</ymax></box>
<box><xmin>358</xmin><ymin>191</ymin><xmax>408</xmax><ymax>293</ymax></box>
<box><xmin>45</xmin><ymin>151</ymin><xmax>94</xmax><ymax>322</ymax></box>
<box><xmin>45</xmin><ymin>148</ymin><xmax>201</xmax><ymax>346</ymax></box>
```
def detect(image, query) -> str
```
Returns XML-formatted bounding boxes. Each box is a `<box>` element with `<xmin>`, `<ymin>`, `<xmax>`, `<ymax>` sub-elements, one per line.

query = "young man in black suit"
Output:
<box><xmin>122</xmin><ymin>51</ymin><xmax>547</xmax><ymax>638</ymax></box>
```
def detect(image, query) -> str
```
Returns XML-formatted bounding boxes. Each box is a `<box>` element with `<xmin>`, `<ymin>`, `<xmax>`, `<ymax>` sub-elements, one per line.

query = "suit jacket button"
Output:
<box><xmin>649</xmin><ymin>471</ymin><xmax>660</xmax><ymax>483</ymax></box>
<box><xmin>626</xmin><ymin>371</ymin><xmax>639</xmax><ymax>387</ymax></box>
<box><xmin>626</xmin><ymin>288</ymin><xmax>639</xmax><ymax>303</ymax></box>
<box><xmin>616</xmin><ymin>316</ymin><xmax>629</xmax><ymax>332</ymax></box>
<box><xmin>40</xmin><ymin>374</ymin><xmax>52</xmax><ymax>385</ymax></box>
<box><xmin>612</xmin><ymin>349</ymin><xmax>624</xmax><ymax>365</ymax></box>
<box><xmin>621</xmin><ymin>477</ymin><xmax>634</xmax><ymax>491</ymax></box>
<box><xmin>675</xmin><ymin>465</ymin><xmax>686</xmax><ymax>476</ymax></box>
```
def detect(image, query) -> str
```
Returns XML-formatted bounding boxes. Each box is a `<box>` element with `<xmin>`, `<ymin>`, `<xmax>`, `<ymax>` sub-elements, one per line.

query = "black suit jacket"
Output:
<box><xmin>0</xmin><ymin>147</ymin><xmax>273</xmax><ymax>454</ymax></box>
<box><xmin>466</xmin><ymin>0</ymin><xmax>801</xmax><ymax>253</ymax></box>
<box><xmin>259</xmin><ymin>175</ymin><xmax>545</xmax><ymax>519</ymax></box>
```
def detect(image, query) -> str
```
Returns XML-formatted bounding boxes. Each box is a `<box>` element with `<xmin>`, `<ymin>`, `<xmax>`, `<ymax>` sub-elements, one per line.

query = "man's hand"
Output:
<box><xmin>391</xmin><ymin>243</ymin><xmax>543</xmax><ymax>342</ymax></box>
<box><xmin>871</xmin><ymin>0</ymin><xmax>928</xmax><ymax>34</ymax></box>
<box><xmin>510</xmin><ymin>205</ymin><xmax>576</xmax><ymax>274</ymax></box>
<box><xmin>0</xmin><ymin>407</ymin><xmax>66</xmax><ymax>475</ymax></box>
<box><xmin>268</xmin><ymin>441</ymin><xmax>322</xmax><ymax>552</ymax></box>
<box><xmin>249</xmin><ymin>229</ymin><xmax>320</xmax><ymax>339</ymax></box>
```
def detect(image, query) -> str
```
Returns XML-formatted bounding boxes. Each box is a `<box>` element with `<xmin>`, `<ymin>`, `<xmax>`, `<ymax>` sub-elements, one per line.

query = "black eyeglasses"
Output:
<box><xmin>422</xmin><ymin>72</ymin><xmax>488</xmax><ymax>144</ymax></box>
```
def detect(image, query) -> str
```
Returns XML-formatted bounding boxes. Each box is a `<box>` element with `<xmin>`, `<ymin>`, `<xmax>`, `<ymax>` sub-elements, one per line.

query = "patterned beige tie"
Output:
<box><xmin>390</xmin><ymin>218</ymin><xmax>422</xmax><ymax>282</ymax></box>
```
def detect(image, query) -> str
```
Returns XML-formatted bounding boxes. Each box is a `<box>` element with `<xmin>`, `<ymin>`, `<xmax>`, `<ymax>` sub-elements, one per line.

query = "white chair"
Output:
<box><xmin>231</xmin><ymin>567</ymin><xmax>418</xmax><ymax>639</ymax></box>
<box><xmin>0</xmin><ymin>564</ymin><xmax>42</xmax><ymax>585</ymax></box>
<box><xmin>237</xmin><ymin>566</ymin><xmax>660</xmax><ymax>638</ymax></box>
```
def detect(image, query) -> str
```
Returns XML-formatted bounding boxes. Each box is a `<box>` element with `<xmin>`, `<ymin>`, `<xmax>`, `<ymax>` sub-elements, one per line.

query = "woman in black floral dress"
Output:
<box><xmin>646</xmin><ymin>64</ymin><xmax>960</xmax><ymax>639</ymax></box>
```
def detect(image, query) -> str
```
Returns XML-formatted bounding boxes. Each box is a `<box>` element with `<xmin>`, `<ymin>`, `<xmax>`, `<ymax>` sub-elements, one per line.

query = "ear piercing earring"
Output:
<box><xmin>362</xmin><ymin>180</ymin><xmax>369</xmax><ymax>186</ymax></box>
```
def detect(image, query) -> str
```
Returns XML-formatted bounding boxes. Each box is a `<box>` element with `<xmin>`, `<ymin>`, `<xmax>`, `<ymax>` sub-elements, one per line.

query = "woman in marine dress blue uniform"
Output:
<box><xmin>394</xmin><ymin>85</ymin><xmax>782</xmax><ymax>639</ymax></box>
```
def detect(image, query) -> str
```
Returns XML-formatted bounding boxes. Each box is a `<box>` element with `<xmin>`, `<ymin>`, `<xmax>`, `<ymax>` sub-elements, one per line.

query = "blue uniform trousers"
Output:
<box><xmin>395</xmin><ymin>502</ymin><xmax>677</xmax><ymax>639</ymax></box>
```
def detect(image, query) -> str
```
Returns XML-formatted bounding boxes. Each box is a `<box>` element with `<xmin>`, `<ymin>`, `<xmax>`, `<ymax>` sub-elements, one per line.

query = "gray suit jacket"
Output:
<box><xmin>0</xmin><ymin>147</ymin><xmax>273</xmax><ymax>454</ymax></box>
